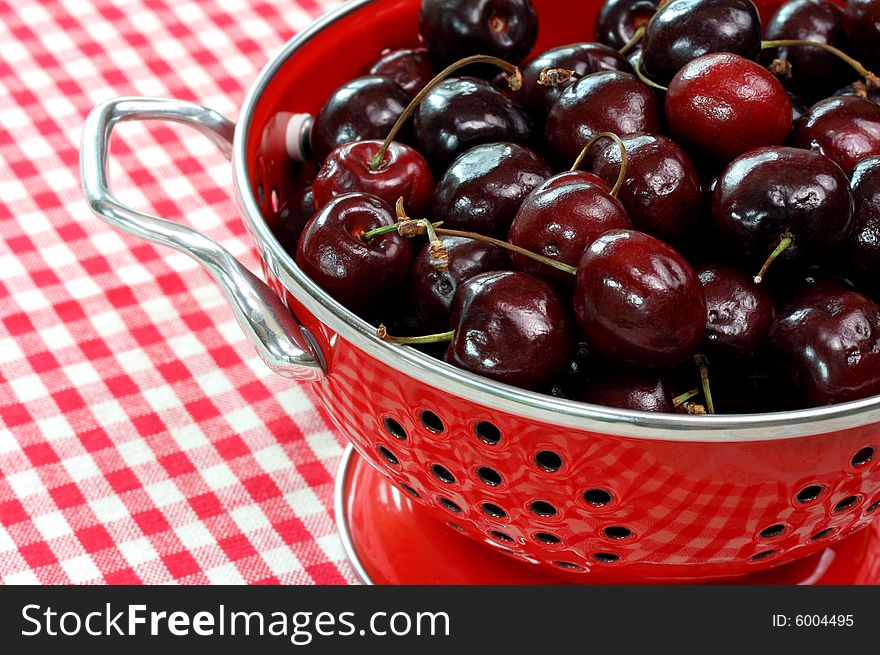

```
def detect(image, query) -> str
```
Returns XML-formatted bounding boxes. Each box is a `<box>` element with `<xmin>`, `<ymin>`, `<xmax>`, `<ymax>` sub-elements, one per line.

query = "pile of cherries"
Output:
<box><xmin>278</xmin><ymin>0</ymin><xmax>880</xmax><ymax>415</ymax></box>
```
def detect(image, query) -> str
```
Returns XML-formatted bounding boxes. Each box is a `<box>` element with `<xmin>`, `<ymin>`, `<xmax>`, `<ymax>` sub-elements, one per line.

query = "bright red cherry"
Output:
<box><xmin>791</xmin><ymin>96</ymin><xmax>880</xmax><ymax>175</ymax></box>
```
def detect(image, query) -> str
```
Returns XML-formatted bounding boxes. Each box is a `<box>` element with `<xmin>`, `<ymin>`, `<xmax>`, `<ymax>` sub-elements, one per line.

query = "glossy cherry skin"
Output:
<box><xmin>413</xmin><ymin>77</ymin><xmax>532</xmax><ymax>169</ymax></box>
<box><xmin>697</xmin><ymin>265</ymin><xmax>776</xmax><ymax>357</ymax></box>
<box><xmin>368</xmin><ymin>47</ymin><xmax>436</xmax><ymax>95</ymax></box>
<box><xmin>545</xmin><ymin>71</ymin><xmax>662</xmax><ymax>164</ymax></box>
<box><xmin>763</xmin><ymin>0</ymin><xmax>854</xmax><ymax>102</ymax></box>
<box><xmin>432</xmin><ymin>142</ymin><xmax>552</xmax><ymax>236</ymax></box>
<box><xmin>508</xmin><ymin>180</ymin><xmax>632</xmax><ymax>286</ymax></box>
<box><xmin>538</xmin><ymin>170</ymin><xmax>611</xmax><ymax>192</ymax></box>
<box><xmin>712</xmin><ymin>147</ymin><xmax>854</xmax><ymax>271</ymax></box>
<box><xmin>587</xmin><ymin>133</ymin><xmax>702</xmax><ymax>241</ymax></box>
<box><xmin>791</xmin><ymin>96</ymin><xmax>880</xmax><ymax>175</ymax></box>
<box><xmin>409</xmin><ymin>236</ymin><xmax>509</xmax><ymax>332</ymax></box>
<box><xmin>295</xmin><ymin>193</ymin><xmax>414</xmax><ymax>317</ymax></box>
<box><xmin>575</xmin><ymin>230</ymin><xmax>706</xmax><ymax>369</ymax></box>
<box><xmin>519</xmin><ymin>43</ymin><xmax>633</xmax><ymax>119</ymax></box>
<box><xmin>595</xmin><ymin>0</ymin><xmax>659</xmax><ymax>50</ymax></box>
<box><xmin>419</xmin><ymin>0</ymin><xmax>538</xmax><ymax>68</ymax></box>
<box><xmin>844</xmin><ymin>0</ymin><xmax>880</xmax><ymax>69</ymax></box>
<box><xmin>580</xmin><ymin>371</ymin><xmax>674</xmax><ymax>412</ymax></box>
<box><xmin>445</xmin><ymin>271</ymin><xmax>575</xmax><ymax>389</ymax></box>
<box><xmin>768</xmin><ymin>289</ymin><xmax>880</xmax><ymax>406</ymax></box>
<box><xmin>312</xmin><ymin>140</ymin><xmax>434</xmax><ymax>214</ymax></box>
<box><xmin>640</xmin><ymin>0</ymin><xmax>761</xmax><ymax>85</ymax></box>
<box><xmin>310</xmin><ymin>76</ymin><xmax>411</xmax><ymax>162</ymax></box>
<box><xmin>666</xmin><ymin>53</ymin><xmax>792</xmax><ymax>163</ymax></box>
<box><xmin>848</xmin><ymin>156</ymin><xmax>880</xmax><ymax>277</ymax></box>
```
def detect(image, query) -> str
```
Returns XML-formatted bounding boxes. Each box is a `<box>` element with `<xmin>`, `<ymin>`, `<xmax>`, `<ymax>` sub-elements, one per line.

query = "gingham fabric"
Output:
<box><xmin>0</xmin><ymin>0</ymin><xmax>356</xmax><ymax>584</ymax></box>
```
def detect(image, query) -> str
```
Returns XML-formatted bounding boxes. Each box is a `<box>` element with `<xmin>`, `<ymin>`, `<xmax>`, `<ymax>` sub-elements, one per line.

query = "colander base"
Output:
<box><xmin>335</xmin><ymin>446</ymin><xmax>880</xmax><ymax>585</ymax></box>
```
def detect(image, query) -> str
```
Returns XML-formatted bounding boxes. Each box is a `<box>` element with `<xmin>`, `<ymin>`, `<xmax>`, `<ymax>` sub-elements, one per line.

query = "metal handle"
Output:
<box><xmin>81</xmin><ymin>97</ymin><xmax>325</xmax><ymax>381</ymax></box>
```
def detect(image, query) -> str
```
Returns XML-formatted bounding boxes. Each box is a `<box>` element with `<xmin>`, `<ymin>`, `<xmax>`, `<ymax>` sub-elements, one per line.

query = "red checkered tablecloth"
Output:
<box><xmin>0</xmin><ymin>0</ymin><xmax>356</xmax><ymax>584</ymax></box>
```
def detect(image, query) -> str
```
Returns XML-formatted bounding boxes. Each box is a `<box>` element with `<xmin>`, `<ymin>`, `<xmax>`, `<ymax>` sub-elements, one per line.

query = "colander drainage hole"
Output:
<box><xmin>796</xmin><ymin>485</ymin><xmax>825</xmax><ymax>504</ymax></box>
<box><xmin>489</xmin><ymin>530</ymin><xmax>514</xmax><ymax>543</ymax></box>
<box><xmin>399</xmin><ymin>483</ymin><xmax>419</xmax><ymax>498</ymax></box>
<box><xmin>529</xmin><ymin>500</ymin><xmax>558</xmax><ymax>517</ymax></box>
<box><xmin>257</xmin><ymin>181</ymin><xmax>265</xmax><ymax>208</ymax></box>
<box><xmin>477</xmin><ymin>467</ymin><xmax>502</xmax><ymax>486</ymax></box>
<box><xmin>377</xmin><ymin>445</ymin><xmax>399</xmax><ymax>466</ymax></box>
<box><xmin>431</xmin><ymin>464</ymin><xmax>456</xmax><ymax>484</ymax></box>
<box><xmin>474</xmin><ymin>421</ymin><xmax>502</xmax><ymax>445</ymax></box>
<box><xmin>553</xmin><ymin>561</ymin><xmax>582</xmax><ymax>571</ymax></box>
<box><xmin>583</xmin><ymin>488</ymin><xmax>613</xmax><ymax>507</ymax></box>
<box><xmin>534</xmin><ymin>532</ymin><xmax>561</xmax><ymax>545</ymax></box>
<box><xmin>867</xmin><ymin>499</ymin><xmax>880</xmax><ymax>514</ymax></box>
<box><xmin>603</xmin><ymin>526</ymin><xmax>633</xmax><ymax>540</ymax></box>
<box><xmin>758</xmin><ymin>524</ymin><xmax>788</xmax><ymax>540</ymax></box>
<box><xmin>438</xmin><ymin>497</ymin><xmax>461</xmax><ymax>513</ymax></box>
<box><xmin>810</xmin><ymin>528</ymin><xmax>835</xmax><ymax>541</ymax></box>
<box><xmin>749</xmin><ymin>550</ymin><xmax>778</xmax><ymax>562</ymax></box>
<box><xmin>383</xmin><ymin>417</ymin><xmax>407</xmax><ymax>441</ymax></box>
<box><xmin>592</xmin><ymin>553</ymin><xmax>620</xmax><ymax>563</ymax></box>
<box><xmin>851</xmin><ymin>446</ymin><xmax>875</xmax><ymax>467</ymax></box>
<box><xmin>481</xmin><ymin>502</ymin><xmax>507</xmax><ymax>518</ymax></box>
<box><xmin>447</xmin><ymin>522</ymin><xmax>464</xmax><ymax>532</ymax></box>
<box><xmin>535</xmin><ymin>450</ymin><xmax>563</xmax><ymax>472</ymax></box>
<box><xmin>420</xmin><ymin>410</ymin><xmax>444</xmax><ymax>434</ymax></box>
<box><xmin>833</xmin><ymin>495</ymin><xmax>861</xmax><ymax>513</ymax></box>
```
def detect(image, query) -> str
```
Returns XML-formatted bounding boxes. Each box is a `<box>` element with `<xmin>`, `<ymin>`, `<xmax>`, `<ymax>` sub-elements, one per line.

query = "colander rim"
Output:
<box><xmin>230</xmin><ymin>0</ymin><xmax>880</xmax><ymax>442</ymax></box>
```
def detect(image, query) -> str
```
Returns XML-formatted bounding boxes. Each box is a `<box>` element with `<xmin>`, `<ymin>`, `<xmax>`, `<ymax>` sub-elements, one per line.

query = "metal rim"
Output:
<box><xmin>230</xmin><ymin>0</ymin><xmax>880</xmax><ymax>442</ymax></box>
<box><xmin>334</xmin><ymin>444</ymin><xmax>375</xmax><ymax>585</ymax></box>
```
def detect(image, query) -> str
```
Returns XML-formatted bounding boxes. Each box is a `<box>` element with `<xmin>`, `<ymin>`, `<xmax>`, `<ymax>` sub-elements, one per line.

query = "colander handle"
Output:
<box><xmin>81</xmin><ymin>97</ymin><xmax>325</xmax><ymax>382</ymax></box>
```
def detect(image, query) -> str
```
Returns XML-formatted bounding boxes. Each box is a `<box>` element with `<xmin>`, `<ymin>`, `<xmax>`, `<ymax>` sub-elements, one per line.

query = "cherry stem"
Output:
<box><xmin>672</xmin><ymin>388</ymin><xmax>700</xmax><ymax>408</ymax></box>
<box><xmin>369</xmin><ymin>54</ymin><xmax>523</xmax><ymax>171</ymax></box>
<box><xmin>634</xmin><ymin>53</ymin><xmax>668</xmax><ymax>91</ymax></box>
<box><xmin>538</xmin><ymin>66</ymin><xmax>580</xmax><ymax>86</ymax></box>
<box><xmin>377</xmin><ymin>325</ymin><xmax>454</xmax><ymax>345</ymax></box>
<box><xmin>618</xmin><ymin>25</ymin><xmax>646</xmax><ymax>56</ymax></box>
<box><xmin>761</xmin><ymin>39</ymin><xmax>880</xmax><ymax>90</ymax></box>
<box><xmin>694</xmin><ymin>354</ymin><xmax>715</xmax><ymax>415</ymax></box>
<box><xmin>360</xmin><ymin>220</ymin><xmax>443</xmax><ymax>242</ymax></box>
<box><xmin>570</xmin><ymin>131</ymin><xmax>628</xmax><ymax>197</ymax></box>
<box><xmin>753</xmin><ymin>232</ymin><xmax>793</xmax><ymax>284</ymax></box>
<box><xmin>434</xmin><ymin>227</ymin><xmax>577</xmax><ymax>275</ymax></box>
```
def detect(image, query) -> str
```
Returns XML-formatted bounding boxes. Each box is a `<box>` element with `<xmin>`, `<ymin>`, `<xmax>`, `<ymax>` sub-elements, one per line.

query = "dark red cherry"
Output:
<box><xmin>295</xmin><ymin>193</ymin><xmax>414</xmax><ymax>317</ymax></box>
<box><xmin>848</xmin><ymin>156</ymin><xmax>880</xmax><ymax>277</ymax></box>
<box><xmin>310</xmin><ymin>76</ymin><xmax>411</xmax><ymax>162</ymax></box>
<box><xmin>409</xmin><ymin>236</ymin><xmax>509</xmax><ymax>332</ymax></box>
<box><xmin>519</xmin><ymin>43</ymin><xmax>633</xmax><ymax>119</ymax></box>
<box><xmin>545</xmin><ymin>71</ymin><xmax>662</xmax><ymax>164</ymax></box>
<box><xmin>697</xmin><ymin>265</ymin><xmax>776</xmax><ymax>356</ymax></box>
<box><xmin>413</xmin><ymin>77</ymin><xmax>532</xmax><ymax>168</ymax></box>
<box><xmin>844</xmin><ymin>0</ymin><xmax>880</xmax><ymax>69</ymax></box>
<box><xmin>445</xmin><ymin>271</ymin><xmax>575</xmax><ymax>389</ymax></box>
<box><xmin>666</xmin><ymin>53</ymin><xmax>792</xmax><ymax>162</ymax></box>
<box><xmin>274</xmin><ymin>185</ymin><xmax>315</xmax><ymax>256</ymax></box>
<box><xmin>432</xmin><ymin>142</ymin><xmax>552</xmax><ymax>236</ymax></box>
<box><xmin>419</xmin><ymin>0</ymin><xmax>538</xmax><ymax>68</ymax></box>
<box><xmin>312</xmin><ymin>140</ymin><xmax>434</xmax><ymax>215</ymax></box>
<box><xmin>762</xmin><ymin>0</ymin><xmax>854</xmax><ymax>102</ymax></box>
<box><xmin>768</xmin><ymin>289</ymin><xmax>880</xmax><ymax>406</ymax></box>
<box><xmin>579</xmin><ymin>370</ymin><xmax>675</xmax><ymax>412</ymax></box>
<box><xmin>791</xmin><ymin>96</ymin><xmax>880</xmax><ymax>175</ymax></box>
<box><xmin>712</xmin><ymin>147</ymin><xmax>854</xmax><ymax>274</ymax></box>
<box><xmin>508</xmin><ymin>180</ymin><xmax>631</xmax><ymax>286</ymax></box>
<box><xmin>640</xmin><ymin>0</ymin><xmax>761</xmax><ymax>85</ymax></box>
<box><xmin>368</xmin><ymin>47</ymin><xmax>436</xmax><ymax>95</ymax></box>
<box><xmin>595</xmin><ymin>0</ymin><xmax>659</xmax><ymax>51</ymax></box>
<box><xmin>587</xmin><ymin>133</ymin><xmax>702</xmax><ymax>241</ymax></box>
<box><xmin>575</xmin><ymin>230</ymin><xmax>706</xmax><ymax>368</ymax></box>
<box><xmin>537</xmin><ymin>170</ymin><xmax>611</xmax><ymax>192</ymax></box>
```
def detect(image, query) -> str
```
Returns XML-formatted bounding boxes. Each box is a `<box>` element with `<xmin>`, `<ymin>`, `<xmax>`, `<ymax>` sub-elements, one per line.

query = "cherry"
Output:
<box><xmin>762</xmin><ymin>0</ymin><xmax>854</xmax><ymax>102</ymax></box>
<box><xmin>640</xmin><ymin>0</ymin><xmax>761</xmax><ymax>85</ymax></box>
<box><xmin>766</xmin><ymin>263</ymin><xmax>858</xmax><ymax>309</ymax></box>
<box><xmin>295</xmin><ymin>193</ymin><xmax>414</xmax><ymax>317</ymax></box>
<box><xmin>508</xmin><ymin>179</ymin><xmax>632</xmax><ymax>286</ymax></box>
<box><xmin>586</xmin><ymin>133</ymin><xmax>702</xmax><ymax>242</ymax></box>
<box><xmin>579</xmin><ymin>370</ymin><xmax>675</xmax><ymax>412</ymax></box>
<box><xmin>791</xmin><ymin>96</ymin><xmax>880</xmax><ymax>175</ymax></box>
<box><xmin>844</xmin><ymin>0</ymin><xmax>880</xmax><ymax>69</ymax></box>
<box><xmin>519</xmin><ymin>43</ymin><xmax>632</xmax><ymax>119</ymax></box>
<box><xmin>432</xmin><ymin>142</ymin><xmax>552</xmax><ymax>236</ymax></box>
<box><xmin>414</xmin><ymin>77</ymin><xmax>532</xmax><ymax>168</ymax></box>
<box><xmin>537</xmin><ymin>170</ymin><xmax>611</xmax><ymax>192</ymax></box>
<box><xmin>310</xmin><ymin>76</ymin><xmax>411</xmax><ymax>162</ymax></box>
<box><xmin>595</xmin><ymin>0</ymin><xmax>659</xmax><ymax>51</ymax></box>
<box><xmin>712</xmin><ymin>147</ymin><xmax>854</xmax><ymax>280</ymax></box>
<box><xmin>697</xmin><ymin>265</ymin><xmax>776</xmax><ymax>357</ymax></box>
<box><xmin>368</xmin><ymin>48</ymin><xmax>436</xmax><ymax>95</ymax></box>
<box><xmin>312</xmin><ymin>140</ymin><xmax>434</xmax><ymax>214</ymax></box>
<box><xmin>847</xmin><ymin>156</ymin><xmax>880</xmax><ymax>277</ymax></box>
<box><xmin>409</xmin><ymin>235</ymin><xmax>509</xmax><ymax>332</ymax></box>
<box><xmin>444</xmin><ymin>271</ymin><xmax>575</xmax><ymax>389</ymax></box>
<box><xmin>768</xmin><ymin>288</ymin><xmax>880</xmax><ymax>406</ymax></box>
<box><xmin>419</xmin><ymin>0</ymin><xmax>538</xmax><ymax>69</ymax></box>
<box><xmin>574</xmin><ymin>230</ymin><xmax>706</xmax><ymax>369</ymax></box>
<box><xmin>545</xmin><ymin>71</ymin><xmax>662</xmax><ymax>164</ymax></box>
<box><xmin>665</xmin><ymin>53</ymin><xmax>792</xmax><ymax>162</ymax></box>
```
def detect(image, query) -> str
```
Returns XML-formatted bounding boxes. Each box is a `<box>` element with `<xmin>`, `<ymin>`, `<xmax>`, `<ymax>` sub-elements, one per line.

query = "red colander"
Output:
<box><xmin>81</xmin><ymin>0</ymin><xmax>880</xmax><ymax>583</ymax></box>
